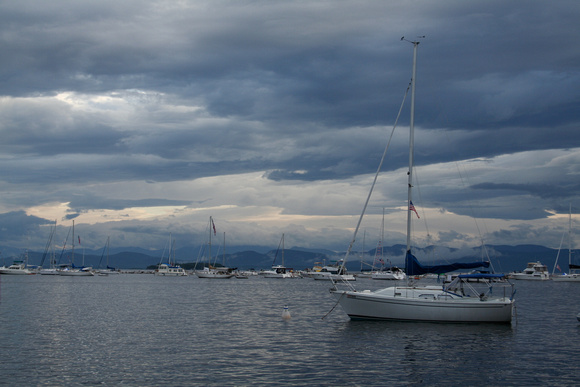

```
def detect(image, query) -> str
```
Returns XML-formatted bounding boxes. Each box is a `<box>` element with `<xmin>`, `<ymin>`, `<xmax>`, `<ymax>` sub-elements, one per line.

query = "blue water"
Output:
<box><xmin>1</xmin><ymin>275</ymin><xmax>579</xmax><ymax>386</ymax></box>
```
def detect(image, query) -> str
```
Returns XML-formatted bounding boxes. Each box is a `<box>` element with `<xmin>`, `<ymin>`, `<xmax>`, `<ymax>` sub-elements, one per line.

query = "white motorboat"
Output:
<box><xmin>330</xmin><ymin>39</ymin><xmax>515</xmax><ymax>323</ymax></box>
<box><xmin>509</xmin><ymin>261</ymin><xmax>550</xmax><ymax>281</ymax></box>
<box><xmin>310</xmin><ymin>261</ymin><xmax>355</xmax><ymax>281</ymax></box>
<box><xmin>154</xmin><ymin>234</ymin><xmax>187</xmax><ymax>276</ymax></box>
<box><xmin>0</xmin><ymin>260</ymin><xmax>35</xmax><ymax>275</ymax></box>
<box><xmin>262</xmin><ymin>234</ymin><xmax>298</xmax><ymax>278</ymax></box>
<box><xmin>155</xmin><ymin>263</ymin><xmax>187</xmax><ymax>276</ymax></box>
<box><xmin>262</xmin><ymin>265</ymin><xmax>297</xmax><ymax>278</ymax></box>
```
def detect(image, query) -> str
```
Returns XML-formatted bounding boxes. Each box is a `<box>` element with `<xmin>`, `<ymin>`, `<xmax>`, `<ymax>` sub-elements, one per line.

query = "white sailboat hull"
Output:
<box><xmin>195</xmin><ymin>269</ymin><xmax>234</xmax><ymax>279</ymax></box>
<box><xmin>311</xmin><ymin>272</ymin><xmax>355</xmax><ymax>281</ymax></box>
<box><xmin>510</xmin><ymin>273</ymin><xmax>550</xmax><ymax>281</ymax></box>
<box><xmin>39</xmin><ymin>268</ymin><xmax>60</xmax><ymax>275</ymax></box>
<box><xmin>262</xmin><ymin>272</ymin><xmax>293</xmax><ymax>278</ymax></box>
<box><xmin>331</xmin><ymin>286</ymin><xmax>513</xmax><ymax>323</ymax></box>
<box><xmin>155</xmin><ymin>272</ymin><xmax>187</xmax><ymax>276</ymax></box>
<box><xmin>99</xmin><ymin>270</ymin><xmax>121</xmax><ymax>275</ymax></box>
<box><xmin>155</xmin><ymin>270</ymin><xmax>187</xmax><ymax>276</ymax></box>
<box><xmin>371</xmin><ymin>271</ymin><xmax>406</xmax><ymax>280</ymax></box>
<box><xmin>552</xmin><ymin>274</ymin><xmax>580</xmax><ymax>282</ymax></box>
<box><xmin>59</xmin><ymin>269</ymin><xmax>94</xmax><ymax>276</ymax></box>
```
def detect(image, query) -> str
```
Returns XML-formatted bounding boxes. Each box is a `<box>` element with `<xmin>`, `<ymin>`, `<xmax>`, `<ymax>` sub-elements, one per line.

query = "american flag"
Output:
<box><xmin>409</xmin><ymin>201</ymin><xmax>420</xmax><ymax>218</ymax></box>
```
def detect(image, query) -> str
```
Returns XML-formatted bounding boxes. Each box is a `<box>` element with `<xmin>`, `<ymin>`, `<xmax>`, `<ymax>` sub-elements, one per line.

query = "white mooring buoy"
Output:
<box><xmin>282</xmin><ymin>305</ymin><xmax>291</xmax><ymax>320</ymax></box>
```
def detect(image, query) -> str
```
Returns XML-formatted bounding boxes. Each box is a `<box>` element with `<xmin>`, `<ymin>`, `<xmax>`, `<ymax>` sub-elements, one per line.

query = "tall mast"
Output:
<box><xmin>106</xmin><ymin>236</ymin><xmax>110</xmax><ymax>267</ymax></box>
<box><xmin>72</xmin><ymin>219</ymin><xmax>75</xmax><ymax>265</ymax></box>
<box><xmin>381</xmin><ymin>207</ymin><xmax>385</xmax><ymax>266</ymax></box>
<box><xmin>569</xmin><ymin>203</ymin><xmax>573</xmax><ymax>266</ymax></box>
<box><xmin>406</xmin><ymin>41</ymin><xmax>419</xmax><ymax>252</ymax></box>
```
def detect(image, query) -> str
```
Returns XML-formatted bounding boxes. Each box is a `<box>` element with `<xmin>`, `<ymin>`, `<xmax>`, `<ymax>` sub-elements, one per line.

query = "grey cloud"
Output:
<box><xmin>1</xmin><ymin>0</ymin><xmax>580</xmax><ymax>251</ymax></box>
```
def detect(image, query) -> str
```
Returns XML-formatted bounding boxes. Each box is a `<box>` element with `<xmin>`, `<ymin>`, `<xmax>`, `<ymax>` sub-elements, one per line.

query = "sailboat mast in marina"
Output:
<box><xmin>371</xmin><ymin>208</ymin><xmax>406</xmax><ymax>280</ymax></box>
<box><xmin>330</xmin><ymin>38</ymin><xmax>515</xmax><ymax>323</ymax></box>
<box><xmin>154</xmin><ymin>233</ymin><xmax>187</xmax><ymax>276</ymax></box>
<box><xmin>195</xmin><ymin>216</ymin><xmax>234</xmax><ymax>279</ymax></box>
<box><xmin>59</xmin><ymin>220</ymin><xmax>94</xmax><ymax>276</ymax></box>
<box><xmin>262</xmin><ymin>233</ymin><xmax>298</xmax><ymax>278</ymax></box>
<box><xmin>552</xmin><ymin>204</ymin><xmax>580</xmax><ymax>281</ymax></box>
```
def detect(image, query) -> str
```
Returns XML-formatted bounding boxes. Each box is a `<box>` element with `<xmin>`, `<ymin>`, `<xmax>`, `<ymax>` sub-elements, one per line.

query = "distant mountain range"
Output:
<box><xmin>1</xmin><ymin>243</ymin><xmax>576</xmax><ymax>274</ymax></box>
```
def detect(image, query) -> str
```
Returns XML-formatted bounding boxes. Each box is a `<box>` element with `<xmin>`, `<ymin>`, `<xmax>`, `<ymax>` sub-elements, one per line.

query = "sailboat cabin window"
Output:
<box><xmin>418</xmin><ymin>294</ymin><xmax>436</xmax><ymax>300</ymax></box>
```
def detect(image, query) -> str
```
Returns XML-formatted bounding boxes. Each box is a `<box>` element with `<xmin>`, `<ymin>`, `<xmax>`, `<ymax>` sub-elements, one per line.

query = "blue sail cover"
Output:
<box><xmin>405</xmin><ymin>250</ymin><xmax>490</xmax><ymax>276</ymax></box>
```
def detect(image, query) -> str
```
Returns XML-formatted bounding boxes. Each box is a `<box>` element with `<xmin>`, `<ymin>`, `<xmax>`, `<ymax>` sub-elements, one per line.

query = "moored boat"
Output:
<box><xmin>330</xmin><ymin>39</ymin><xmax>515</xmax><ymax>323</ymax></box>
<box><xmin>509</xmin><ymin>261</ymin><xmax>550</xmax><ymax>281</ymax></box>
<box><xmin>262</xmin><ymin>234</ymin><xmax>298</xmax><ymax>278</ymax></box>
<box><xmin>59</xmin><ymin>265</ymin><xmax>94</xmax><ymax>276</ymax></box>
<box><xmin>196</xmin><ymin>266</ymin><xmax>234</xmax><ymax>279</ymax></box>
<box><xmin>310</xmin><ymin>260</ymin><xmax>355</xmax><ymax>281</ymax></box>
<box><xmin>194</xmin><ymin>217</ymin><xmax>234</xmax><ymax>279</ymax></box>
<box><xmin>155</xmin><ymin>263</ymin><xmax>187</xmax><ymax>276</ymax></box>
<box><xmin>371</xmin><ymin>267</ymin><xmax>406</xmax><ymax>280</ymax></box>
<box><xmin>154</xmin><ymin>234</ymin><xmax>187</xmax><ymax>276</ymax></box>
<box><xmin>58</xmin><ymin>220</ymin><xmax>94</xmax><ymax>276</ymax></box>
<box><xmin>552</xmin><ymin>204</ymin><xmax>580</xmax><ymax>282</ymax></box>
<box><xmin>0</xmin><ymin>260</ymin><xmax>35</xmax><ymax>275</ymax></box>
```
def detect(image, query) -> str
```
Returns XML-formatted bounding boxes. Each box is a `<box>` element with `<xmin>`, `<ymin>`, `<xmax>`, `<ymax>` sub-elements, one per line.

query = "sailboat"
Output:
<box><xmin>195</xmin><ymin>217</ymin><xmax>234</xmax><ymax>279</ymax></box>
<box><xmin>59</xmin><ymin>220</ymin><xmax>94</xmax><ymax>276</ymax></box>
<box><xmin>371</xmin><ymin>208</ymin><xmax>406</xmax><ymax>280</ymax></box>
<box><xmin>330</xmin><ymin>39</ymin><xmax>515</xmax><ymax>323</ymax></box>
<box><xmin>39</xmin><ymin>220</ymin><xmax>60</xmax><ymax>275</ymax></box>
<box><xmin>262</xmin><ymin>234</ymin><xmax>298</xmax><ymax>278</ymax></box>
<box><xmin>552</xmin><ymin>204</ymin><xmax>580</xmax><ymax>282</ymax></box>
<box><xmin>97</xmin><ymin>237</ymin><xmax>120</xmax><ymax>275</ymax></box>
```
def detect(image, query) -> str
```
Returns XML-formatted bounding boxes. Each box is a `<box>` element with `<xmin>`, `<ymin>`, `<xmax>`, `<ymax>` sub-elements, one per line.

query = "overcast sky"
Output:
<box><xmin>1</xmin><ymin>0</ymin><xmax>579</xmax><ymax>258</ymax></box>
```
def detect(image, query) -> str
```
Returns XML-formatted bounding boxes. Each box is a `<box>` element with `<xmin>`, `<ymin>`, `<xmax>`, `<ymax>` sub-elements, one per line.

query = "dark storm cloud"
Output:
<box><xmin>0</xmin><ymin>211</ymin><xmax>52</xmax><ymax>238</ymax></box>
<box><xmin>0</xmin><ymin>0</ymin><xmax>579</xmax><ymax>251</ymax></box>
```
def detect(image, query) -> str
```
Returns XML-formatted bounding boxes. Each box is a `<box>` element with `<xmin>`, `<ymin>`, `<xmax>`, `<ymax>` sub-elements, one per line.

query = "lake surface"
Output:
<box><xmin>1</xmin><ymin>274</ymin><xmax>579</xmax><ymax>386</ymax></box>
